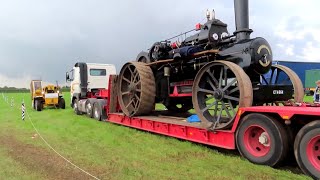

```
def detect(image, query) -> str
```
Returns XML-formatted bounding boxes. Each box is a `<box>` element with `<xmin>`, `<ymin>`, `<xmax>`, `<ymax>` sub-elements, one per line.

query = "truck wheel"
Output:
<box><xmin>236</xmin><ymin>113</ymin><xmax>289</xmax><ymax>167</ymax></box>
<box><xmin>85</xmin><ymin>100</ymin><xmax>93</xmax><ymax>118</ymax></box>
<box><xmin>59</xmin><ymin>98</ymin><xmax>65</xmax><ymax>109</ymax></box>
<box><xmin>35</xmin><ymin>99</ymin><xmax>42</xmax><ymax>111</ymax></box>
<box><xmin>93</xmin><ymin>102</ymin><xmax>101</xmax><ymax>121</ymax></box>
<box><xmin>294</xmin><ymin>121</ymin><xmax>320</xmax><ymax>179</ymax></box>
<box><xmin>73</xmin><ymin>99</ymin><xmax>82</xmax><ymax>115</ymax></box>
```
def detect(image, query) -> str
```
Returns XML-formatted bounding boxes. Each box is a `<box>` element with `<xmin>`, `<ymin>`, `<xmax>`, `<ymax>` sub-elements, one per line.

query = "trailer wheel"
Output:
<box><xmin>93</xmin><ymin>102</ymin><xmax>101</xmax><ymax>121</ymax></box>
<box><xmin>73</xmin><ymin>99</ymin><xmax>82</xmax><ymax>115</ymax></box>
<box><xmin>58</xmin><ymin>98</ymin><xmax>65</xmax><ymax>109</ymax></box>
<box><xmin>236</xmin><ymin>113</ymin><xmax>289</xmax><ymax>167</ymax></box>
<box><xmin>35</xmin><ymin>99</ymin><xmax>42</xmax><ymax>111</ymax></box>
<box><xmin>294</xmin><ymin>121</ymin><xmax>320</xmax><ymax>179</ymax></box>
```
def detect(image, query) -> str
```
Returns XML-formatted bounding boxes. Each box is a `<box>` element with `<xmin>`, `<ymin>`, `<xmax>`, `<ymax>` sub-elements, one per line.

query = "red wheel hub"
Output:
<box><xmin>243</xmin><ymin>125</ymin><xmax>271</xmax><ymax>157</ymax></box>
<box><xmin>306</xmin><ymin>135</ymin><xmax>320</xmax><ymax>171</ymax></box>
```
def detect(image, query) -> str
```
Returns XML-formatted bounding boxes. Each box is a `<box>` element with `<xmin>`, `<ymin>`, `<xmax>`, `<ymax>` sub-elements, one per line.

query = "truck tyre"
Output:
<box><xmin>35</xmin><ymin>99</ymin><xmax>42</xmax><ymax>111</ymax></box>
<box><xmin>59</xmin><ymin>98</ymin><xmax>66</xmax><ymax>109</ymax></box>
<box><xmin>236</xmin><ymin>113</ymin><xmax>289</xmax><ymax>167</ymax></box>
<box><xmin>73</xmin><ymin>99</ymin><xmax>82</xmax><ymax>115</ymax></box>
<box><xmin>85</xmin><ymin>100</ymin><xmax>94</xmax><ymax>118</ymax></box>
<box><xmin>294</xmin><ymin>121</ymin><xmax>320</xmax><ymax>179</ymax></box>
<box><xmin>93</xmin><ymin>102</ymin><xmax>101</xmax><ymax>121</ymax></box>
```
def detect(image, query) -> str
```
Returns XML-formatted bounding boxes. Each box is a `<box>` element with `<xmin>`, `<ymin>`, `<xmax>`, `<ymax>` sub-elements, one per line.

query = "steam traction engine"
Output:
<box><xmin>117</xmin><ymin>0</ymin><xmax>304</xmax><ymax>130</ymax></box>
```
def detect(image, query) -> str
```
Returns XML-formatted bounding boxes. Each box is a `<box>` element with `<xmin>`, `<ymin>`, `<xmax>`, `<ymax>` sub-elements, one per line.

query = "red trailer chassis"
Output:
<box><xmin>99</xmin><ymin>75</ymin><xmax>320</xmax><ymax>178</ymax></box>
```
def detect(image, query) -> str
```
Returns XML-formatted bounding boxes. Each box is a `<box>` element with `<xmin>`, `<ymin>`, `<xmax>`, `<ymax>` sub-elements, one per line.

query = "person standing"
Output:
<box><xmin>314</xmin><ymin>80</ymin><xmax>320</xmax><ymax>103</ymax></box>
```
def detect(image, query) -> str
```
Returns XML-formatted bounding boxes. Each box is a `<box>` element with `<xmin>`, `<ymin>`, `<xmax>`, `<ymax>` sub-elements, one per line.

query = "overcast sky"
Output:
<box><xmin>0</xmin><ymin>0</ymin><xmax>319</xmax><ymax>88</ymax></box>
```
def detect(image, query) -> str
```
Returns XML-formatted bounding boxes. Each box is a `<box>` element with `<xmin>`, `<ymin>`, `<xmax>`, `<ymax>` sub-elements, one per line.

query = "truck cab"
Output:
<box><xmin>66</xmin><ymin>62</ymin><xmax>116</xmax><ymax>108</ymax></box>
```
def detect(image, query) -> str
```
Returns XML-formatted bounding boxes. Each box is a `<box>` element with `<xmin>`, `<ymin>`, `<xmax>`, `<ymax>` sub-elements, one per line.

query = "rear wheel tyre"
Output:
<box><xmin>294</xmin><ymin>121</ymin><xmax>320</xmax><ymax>179</ymax></box>
<box><xmin>85</xmin><ymin>100</ymin><xmax>93</xmax><ymax>118</ymax></box>
<box><xmin>118</xmin><ymin>62</ymin><xmax>156</xmax><ymax>116</ymax></box>
<box><xmin>93</xmin><ymin>102</ymin><xmax>101</xmax><ymax>121</ymax></box>
<box><xmin>58</xmin><ymin>98</ymin><xmax>65</xmax><ymax>109</ymax></box>
<box><xmin>236</xmin><ymin>113</ymin><xmax>289</xmax><ymax>167</ymax></box>
<box><xmin>35</xmin><ymin>99</ymin><xmax>42</xmax><ymax>111</ymax></box>
<box><xmin>73</xmin><ymin>99</ymin><xmax>82</xmax><ymax>115</ymax></box>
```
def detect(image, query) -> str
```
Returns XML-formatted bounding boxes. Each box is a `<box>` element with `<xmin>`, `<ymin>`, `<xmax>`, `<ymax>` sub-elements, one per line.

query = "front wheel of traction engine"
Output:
<box><xmin>118</xmin><ymin>62</ymin><xmax>156</xmax><ymax>116</ymax></box>
<box><xmin>294</xmin><ymin>121</ymin><xmax>320</xmax><ymax>179</ymax></box>
<box><xmin>192</xmin><ymin>61</ymin><xmax>253</xmax><ymax>130</ymax></box>
<box><xmin>236</xmin><ymin>113</ymin><xmax>289</xmax><ymax>167</ymax></box>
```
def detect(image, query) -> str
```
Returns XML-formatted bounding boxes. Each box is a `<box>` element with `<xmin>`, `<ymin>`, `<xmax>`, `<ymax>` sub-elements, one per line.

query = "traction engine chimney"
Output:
<box><xmin>234</xmin><ymin>0</ymin><xmax>251</xmax><ymax>40</ymax></box>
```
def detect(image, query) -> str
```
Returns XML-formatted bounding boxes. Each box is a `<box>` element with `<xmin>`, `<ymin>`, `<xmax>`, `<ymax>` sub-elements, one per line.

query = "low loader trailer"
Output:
<box><xmin>71</xmin><ymin>74</ymin><xmax>320</xmax><ymax>179</ymax></box>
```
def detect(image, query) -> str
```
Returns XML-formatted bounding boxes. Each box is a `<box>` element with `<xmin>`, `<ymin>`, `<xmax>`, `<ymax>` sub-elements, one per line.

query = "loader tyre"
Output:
<box><xmin>58</xmin><ymin>98</ymin><xmax>65</xmax><ymax>109</ymax></box>
<box><xmin>35</xmin><ymin>99</ymin><xmax>42</xmax><ymax>111</ymax></box>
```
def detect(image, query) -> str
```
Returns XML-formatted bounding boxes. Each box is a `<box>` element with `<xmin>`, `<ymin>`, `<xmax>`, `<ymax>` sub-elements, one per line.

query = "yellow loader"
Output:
<box><xmin>30</xmin><ymin>80</ymin><xmax>65</xmax><ymax>111</ymax></box>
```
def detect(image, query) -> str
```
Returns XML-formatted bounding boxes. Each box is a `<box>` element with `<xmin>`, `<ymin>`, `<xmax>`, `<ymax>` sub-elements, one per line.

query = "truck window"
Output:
<box><xmin>90</xmin><ymin>69</ymin><xmax>106</xmax><ymax>76</ymax></box>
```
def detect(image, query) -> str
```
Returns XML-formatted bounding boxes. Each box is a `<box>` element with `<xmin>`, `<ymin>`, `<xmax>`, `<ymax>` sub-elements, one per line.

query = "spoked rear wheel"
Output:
<box><xmin>118</xmin><ymin>62</ymin><xmax>156</xmax><ymax>116</ymax></box>
<box><xmin>192</xmin><ymin>61</ymin><xmax>253</xmax><ymax>130</ymax></box>
<box><xmin>260</xmin><ymin>64</ymin><xmax>304</xmax><ymax>104</ymax></box>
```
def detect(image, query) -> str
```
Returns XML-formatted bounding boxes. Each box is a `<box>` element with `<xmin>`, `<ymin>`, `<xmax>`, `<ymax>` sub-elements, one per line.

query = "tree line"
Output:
<box><xmin>0</xmin><ymin>86</ymin><xmax>70</xmax><ymax>93</ymax></box>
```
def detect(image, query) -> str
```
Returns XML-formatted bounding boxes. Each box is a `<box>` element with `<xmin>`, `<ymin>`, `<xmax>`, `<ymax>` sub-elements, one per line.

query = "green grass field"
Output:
<box><xmin>0</xmin><ymin>92</ymin><xmax>312</xmax><ymax>180</ymax></box>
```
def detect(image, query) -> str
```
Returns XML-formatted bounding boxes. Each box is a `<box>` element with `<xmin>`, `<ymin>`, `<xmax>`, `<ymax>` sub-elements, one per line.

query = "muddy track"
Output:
<box><xmin>0</xmin><ymin>135</ymin><xmax>106</xmax><ymax>180</ymax></box>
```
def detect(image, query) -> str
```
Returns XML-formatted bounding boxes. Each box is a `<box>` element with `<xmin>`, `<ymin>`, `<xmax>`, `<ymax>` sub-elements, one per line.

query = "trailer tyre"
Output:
<box><xmin>236</xmin><ymin>113</ymin><xmax>289</xmax><ymax>167</ymax></box>
<box><xmin>93</xmin><ymin>102</ymin><xmax>101</xmax><ymax>121</ymax></box>
<box><xmin>294</xmin><ymin>121</ymin><xmax>320</xmax><ymax>179</ymax></box>
<box><xmin>73</xmin><ymin>99</ymin><xmax>82</xmax><ymax>115</ymax></box>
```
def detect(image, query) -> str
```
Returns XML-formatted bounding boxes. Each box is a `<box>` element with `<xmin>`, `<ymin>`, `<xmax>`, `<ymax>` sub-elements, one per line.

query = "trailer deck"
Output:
<box><xmin>108</xmin><ymin>112</ymin><xmax>236</xmax><ymax>149</ymax></box>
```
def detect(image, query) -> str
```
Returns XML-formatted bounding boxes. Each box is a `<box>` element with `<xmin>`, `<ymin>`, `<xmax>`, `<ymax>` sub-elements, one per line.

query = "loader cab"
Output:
<box><xmin>30</xmin><ymin>80</ymin><xmax>43</xmax><ymax>99</ymax></box>
<box><xmin>67</xmin><ymin>62</ymin><xmax>116</xmax><ymax>107</ymax></box>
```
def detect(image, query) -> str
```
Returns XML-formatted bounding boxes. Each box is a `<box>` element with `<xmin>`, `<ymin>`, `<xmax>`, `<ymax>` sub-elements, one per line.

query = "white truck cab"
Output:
<box><xmin>66</xmin><ymin>62</ymin><xmax>116</xmax><ymax>108</ymax></box>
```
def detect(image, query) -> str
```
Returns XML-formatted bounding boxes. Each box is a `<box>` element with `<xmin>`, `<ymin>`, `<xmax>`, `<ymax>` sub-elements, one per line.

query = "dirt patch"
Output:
<box><xmin>0</xmin><ymin>135</ymin><xmax>104</xmax><ymax>180</ymax></box>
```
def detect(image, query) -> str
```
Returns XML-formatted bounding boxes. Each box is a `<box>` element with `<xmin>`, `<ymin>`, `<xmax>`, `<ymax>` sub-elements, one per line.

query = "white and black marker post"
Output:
<box><xmin>22</xmin><ymin>101</ymin><xmax>25</xmax><ymax>121</ymax></box>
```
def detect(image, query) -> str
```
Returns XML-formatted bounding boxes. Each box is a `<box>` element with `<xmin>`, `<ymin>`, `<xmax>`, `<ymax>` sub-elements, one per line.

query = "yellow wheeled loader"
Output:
<box><xmin>30</xmin><ymin>80</ymin><xmax>65</xmax><ymax>111</ymax></box>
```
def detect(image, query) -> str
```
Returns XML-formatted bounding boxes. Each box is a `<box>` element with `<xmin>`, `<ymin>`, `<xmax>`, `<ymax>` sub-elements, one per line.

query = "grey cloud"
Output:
<box><xmin>0</xmin><ymin>0</ymin><xmax>318</xmax><ymax>86</ymax></box>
